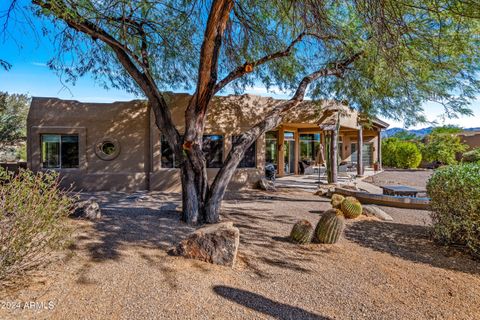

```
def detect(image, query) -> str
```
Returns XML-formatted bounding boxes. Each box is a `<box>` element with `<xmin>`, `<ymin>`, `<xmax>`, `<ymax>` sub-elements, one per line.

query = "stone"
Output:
<box><xmin>256</xmin><ymin>177</ymin><xmax>276</xmax><ymax>192</ymax></box>
<box><xmin>74</xmin><ymin>199</ymin><xmax>102</xmax><ymax>220</ymax></box>
<box><xmin>172</xmin><ymin>222</ymin><xmax>240</xmax><ymax>267</ymax></box>
<box><xmin>363</xmin><ymin>205</ymin><xmax>393</xmax><ymax>221</ymax></box>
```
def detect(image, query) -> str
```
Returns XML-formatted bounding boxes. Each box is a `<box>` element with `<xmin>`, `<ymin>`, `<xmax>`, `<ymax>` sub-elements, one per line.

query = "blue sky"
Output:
<box><xmin>1</xmin><ymin>2</ymin><xmax>479</xmax><ymax>129</ymax></box>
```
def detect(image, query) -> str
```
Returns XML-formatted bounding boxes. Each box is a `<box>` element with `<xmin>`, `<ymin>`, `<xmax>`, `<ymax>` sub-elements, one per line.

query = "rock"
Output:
<box><xmin>256</xmin><ymin>177</ymin><xmax>276</xmax><ymax>192</ymax></box>
<box><xmin>363</xmin><ymin>205</ymin><xmax>393</xmax><ymax>221</ymax></box>
<box><xmin>74</xmin><ymin>199</ymin><xmax>102</xmax><ymax>220</ymax></box>
<box><xmin>172</xmin><ymin>222</ymin><xmax>240</xmax><ymax>267</ymax></box>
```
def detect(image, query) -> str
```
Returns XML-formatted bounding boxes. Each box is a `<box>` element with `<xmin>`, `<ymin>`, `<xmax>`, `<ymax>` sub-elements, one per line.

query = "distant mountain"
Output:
<box><xmin>382</xmin><ymin>127</ymin><xmax>480</xmax><ymax>138</ymax></box>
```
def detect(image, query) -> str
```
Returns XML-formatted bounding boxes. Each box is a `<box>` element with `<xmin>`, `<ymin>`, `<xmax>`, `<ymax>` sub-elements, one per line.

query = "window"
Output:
<box><xmin>300</xmin><ymin>133</ymin><xmax>321</xmax><ymax>164</ymax></box>
<box><xmin>232</xmin><ymin>136</ymin><xmax>256</xmax><ymax>168</ymax></box>
<box><xmin>41</xmin><ymin>134</ymin><xmax>79</xmax><ymax>169</ymax></box>
<box><xmin>161</xmin><ymin>134</ymin><xmax>224</xmax><ymax>168</ymax></box>
<box><xmin>203</xmin><ymin>135</ymin><xmax>223</xmax><ymax>168</ymax></box>
<box><xmin>161</xmin><ymin>134</ymin><xmax>181</xmax><ymax>168</ymax></box>
<box><xmin>265</xmin><ymin>131</ymin><xmax>278</xmax><ymax>166</ymax></box>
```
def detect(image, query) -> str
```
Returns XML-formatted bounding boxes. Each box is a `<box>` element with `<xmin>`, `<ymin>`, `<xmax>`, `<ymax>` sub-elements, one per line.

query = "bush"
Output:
<box><xmin>382</xmin><ymin>138</ymin><xmax>422</xmax><ymax>169</ymax></box>
<box><xmin>0</xmin><ymin>168</ymin><xmax>74</xmax><ymax>284</ymax></box>
<box><xmin>422</xmin><ymin>130</ymin><xmax>467</xmax><ymax>165</ymax></box>
<box><xmin>427</xmin><ymin>163</ymin><xmax>480</xmax><ymax>258</ymax></box>
<box><xmin>462</xmin><ymin>148</ymin><xmax>480</xmax><ymax>163</ymax></box>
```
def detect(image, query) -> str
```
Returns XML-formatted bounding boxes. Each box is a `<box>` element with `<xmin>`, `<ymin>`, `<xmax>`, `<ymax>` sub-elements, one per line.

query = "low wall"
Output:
<box><xmin>334</xmin><ymin>187</ymin><xmax>430</xmax><ymax>210</ymax></box>
<box><xmin>0</xmin><ymin>161</ymin><xmax>27</xmax><ymax>174</ymax></box>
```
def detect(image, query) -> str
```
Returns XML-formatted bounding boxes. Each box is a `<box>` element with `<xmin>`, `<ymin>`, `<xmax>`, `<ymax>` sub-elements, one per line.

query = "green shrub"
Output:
<box><xmin>426</xmin><ymin>163</ymin><xmax>480</xmax><ymax>258</ymax></box>
<box><xmin>0</xmin><ymin>168</ymin><xmax>74</xmax><ymax>284</ymax></box>
<box><xmin>462</xmin><ymin>148</ymin><xmax>480</xmax><ymax>163</ymax></box>
<box><xmin>382</xmin><ymin>138</ymin><xmax>422</xmax><ymax>169</ymax></box>
<box><xmin>422</xmin><ymin>130</ymin><xmax>467</xmax><ymax>165</ymax></box>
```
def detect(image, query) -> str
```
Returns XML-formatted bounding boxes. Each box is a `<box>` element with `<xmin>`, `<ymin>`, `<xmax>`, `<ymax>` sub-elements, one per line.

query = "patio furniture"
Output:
<box><xmin>380</xmin><ymin>185</ymin><xmax>425</xmax><ymax>197</ymax></box>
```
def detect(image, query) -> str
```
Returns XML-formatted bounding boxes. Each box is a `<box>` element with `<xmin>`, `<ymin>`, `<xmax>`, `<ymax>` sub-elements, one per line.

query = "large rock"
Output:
<box><xmin>73</xmin><ymin>199</ymin><xmax>102</xmax><ymax>220</ymax></box>
<box><xmin>172</xmin><ymin>222</ymin><xmax>240</xmax><ymax>267</ymax></box>
<box><xmin>363</xmin><ymin>205</ymin><xmax>393</xmax><ymax>221</ymax></box>
<box><xmin>256</xmin><ymin>177</ymin><xmax>276</xmax><ymax>192</ymax></box>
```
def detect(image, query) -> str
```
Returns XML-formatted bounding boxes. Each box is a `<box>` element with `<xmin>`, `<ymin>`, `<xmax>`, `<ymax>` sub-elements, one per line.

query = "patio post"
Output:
<box><xmin>329</xmin><ymin>129</ymin><xmax>338</xmax><ymax>183</ymax></box>
<box><xmin>377</xmin><ymin>130</ymin><xmax>382</xmax><ymax>171</ymax></box>
<box><xmin>357</xmin><ymin>126</ymin><xmax>364</xmax><ymax>177</ymax></box>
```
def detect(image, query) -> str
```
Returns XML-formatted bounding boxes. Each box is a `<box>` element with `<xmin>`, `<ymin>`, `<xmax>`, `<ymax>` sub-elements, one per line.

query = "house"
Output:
<box><xmin>27</xmin><ymin>93</ymin><xmax>389</xmax><ymax>192</ymax></box>
<box><xmin>458</xmin><ymin>130</ymin><xmax>480</xmax><ymax>150</ymax></box>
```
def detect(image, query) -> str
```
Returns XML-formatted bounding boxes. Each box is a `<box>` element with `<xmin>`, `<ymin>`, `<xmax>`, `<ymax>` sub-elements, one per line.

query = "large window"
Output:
<box><xmin>299</xmin><ymin>133</ymin><xmax>321</xmax><ymax>165</ymax></box>
<box><xmin>161</xmin><ymin>135</ymin><xmax>181</xmax><ymax>168</ymax></box>
<box><xmin>161</xmin><ymin>134</ymin><xmax>224</xmax><ymax>168</ymax></box>
<box><xmin>41</xmin><ymin>134</ymin><xmax>79</xmax><ymax>169</ymax></box>
<box><xmin>265</xmin><ymin>131</ymin><xmax>278</xmax><ymax>166</ymax></box>
<box><xmin>232</xmin><ymin>136</ymin><xmax>256</xmax><ymax>168</ymax></box>
<box><xmin>203</xmin><ymin>135</ymin><xmax>224</xmax><ymax>168</ymax></box>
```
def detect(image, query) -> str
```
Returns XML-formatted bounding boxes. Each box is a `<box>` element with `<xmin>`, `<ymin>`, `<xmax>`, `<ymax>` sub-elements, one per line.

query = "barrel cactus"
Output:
<box><xmin>289</xmin><ymin>220</ymin><xmax>314</xmax><ymax>244</ymax></box>
<box><xmin>331</xmin><ymin>194</ymin><xmax>345</xmax><ymax>209</ymax></box>
<box><xmin>341</xmin><ymin>196</ymin><xmax>363</xmax><ymax>219</ymax></box>
<box><xmin>314</xmin><ymin>209</ymin><xmax>345</xmax><ymax>244</ymax></box>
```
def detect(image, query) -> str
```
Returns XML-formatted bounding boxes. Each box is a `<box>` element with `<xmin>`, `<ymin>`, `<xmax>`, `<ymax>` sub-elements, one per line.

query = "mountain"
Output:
<box><xmin>382</xmin><ymin>127</ymin><xmax>480</xmax><ymax>138</ymax></box>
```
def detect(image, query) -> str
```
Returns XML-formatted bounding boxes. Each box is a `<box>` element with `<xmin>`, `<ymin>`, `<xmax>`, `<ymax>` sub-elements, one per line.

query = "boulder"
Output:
<box><xmin>74</xmin><ymin>199</ymin><xmax>102</xmax><ymax>220</ymax></box>
<box><xmin>256</xmin><ymin>177</ymin><xmax>276</xmax><ymax>192</ymax></box>
<box><xmin>363</xmin><ymin>205</ymin><xmax>393</xmax><ymax>221</ymax></box>
<box><xmin>172</xmin><ymin>222</ymin><xmax>240</xmax><ymax>267</ymax></box>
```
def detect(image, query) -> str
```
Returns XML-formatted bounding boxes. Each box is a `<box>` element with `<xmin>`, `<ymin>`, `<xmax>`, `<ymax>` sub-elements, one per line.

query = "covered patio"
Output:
<box><xmin>265</xmin><ymin>104</ymin><xmax>389</xmax><ymax>183</ymax></box>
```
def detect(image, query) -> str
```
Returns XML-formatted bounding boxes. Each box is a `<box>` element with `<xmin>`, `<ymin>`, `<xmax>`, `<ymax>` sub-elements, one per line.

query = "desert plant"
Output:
<box><xmin>289</xmin><ymin>220</ymin><xmax>314</xmax><ymax>244</ymax></box>
<box><xmin>462</xmin><ymin>148</ymin><xmax>480</xmax><ymax>163</ymax></box>
<box><xmin>0</xmin><ymin>168</ymin><xmax>74</xmax><ymax>284</ymax></box>
<box><xmin>331</xmin><ymin>194</ymin><xmax>345</xmax><ymax>209</ymax></box>
<box><xmin>422</xmin><ymin>127</ymin><xmax>467</xmax><ymax>165</ymax></box>
<box><xmin>314</xmin><ymin>209</ymin><xmax>345</xmax><ymax>244</ymax></box>
<box><xmin>382</xmin><ymin>138</ymin><xmax>422</xmax><ymax>169</ymax></box>
<box><xmin>427</xmin><ymin>163</ymin><xmax>480</xmax><ymax>258</ymax></box>
<box><xmin>341</xmin><ymin>196</ymin><xmax>363</xmax><ymax>219</ymax></box>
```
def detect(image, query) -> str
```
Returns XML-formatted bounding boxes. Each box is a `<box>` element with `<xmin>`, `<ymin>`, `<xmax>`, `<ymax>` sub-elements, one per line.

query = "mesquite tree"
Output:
<box><xmin>5</xmin><ymin>0</ymin><xmax>480</xmax><ymax>224</ymax></box>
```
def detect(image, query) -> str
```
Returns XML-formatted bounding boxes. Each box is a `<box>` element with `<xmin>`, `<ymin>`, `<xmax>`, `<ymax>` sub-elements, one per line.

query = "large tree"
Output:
<box><xmin>5</xmin><ymin>0</ymin><xmax>480</xmax><ymax>224</ymax></box>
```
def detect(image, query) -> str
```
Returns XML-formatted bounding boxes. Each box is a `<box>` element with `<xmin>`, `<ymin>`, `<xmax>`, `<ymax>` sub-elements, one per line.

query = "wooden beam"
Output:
<box><xmin>330</xmin><ymin>130</ymin><xmax>338</xmax><ymax>183</ymax></box>
<box><xmin>357</xmin><ymin>127</ymin><xmax>364</xmax><ymax>176</ymax></box>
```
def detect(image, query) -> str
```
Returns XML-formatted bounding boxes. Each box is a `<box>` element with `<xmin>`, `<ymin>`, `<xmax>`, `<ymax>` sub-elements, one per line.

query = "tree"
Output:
<box><xmin>382</xmin><ymin>138</ymin><xmax>422</xmax><ymax>169</ymax></box>
<box><xmin>392</xmin><ymin>130</ymin><xmax>419</xmax><ymax>141</ymax></box>
<box><xmin>0</xmin><ymin>92</ymin><xmax>30</xmax><ymax>144</ymax></box>
<box><xmin>423</xmin><ymin>126</ymin><xmax>467</xmax><ymax>165</ymax></box>
<box><xmin>5</xmin><ymin>0</ymin><xmax>480</xmax><ymax>224</ymax></box>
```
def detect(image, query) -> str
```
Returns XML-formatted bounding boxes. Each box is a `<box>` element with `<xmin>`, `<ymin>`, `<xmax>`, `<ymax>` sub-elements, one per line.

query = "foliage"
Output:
<box><xmin>0</xmin><ymin>168</ymin><xmax>74</xmax><ymax>284</ymax></box>
<box><xmin>382</xmin><ymin>138</ymin><xmax>422</xmax><ymax>169</ymax></box>
<box><xmin>422</xmin><ymin>128</ymin><xmax>467</xmax><ymax>165</ymax></box>
<box><xmin>0</xmin><ymin>92</ymin><xmax>30</xmax><ymax>143</ymax></box>
<box><xmin>314</xmin><ymin>209</ymin><xmax>345</xmax><ymax>244</ymax></box>
<box><xmin>340</xmin><ymin>196</ymin><xmax>362</xmax><ymax>219</ymax></box>
<box><xmin>427</xmin><ymin>163</ymin><xmax>480</xmax><ymax>258</ymax></box>
<box><xmin>462</xmin><ymin>148</ymin><xmax>480</xmax><ymax>163</ymax></box>
<box><xmin>289</xmin><ymin>220</ymin><xmax>314</xmax><ymax>244</ymax></box>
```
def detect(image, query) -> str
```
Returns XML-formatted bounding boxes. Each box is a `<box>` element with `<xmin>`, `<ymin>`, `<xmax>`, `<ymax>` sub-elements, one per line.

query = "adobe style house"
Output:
<box><xmin>27</xmin><ymin>93</ymin><xmax>388</xmax><ymax>192</ymax></box>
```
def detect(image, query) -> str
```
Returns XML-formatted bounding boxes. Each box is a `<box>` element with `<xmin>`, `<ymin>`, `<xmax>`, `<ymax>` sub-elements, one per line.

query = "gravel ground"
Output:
<box><xmin>364</xmin><ymin>169</ymin><xmax>434</xmax><ymax>189</ymax></box>
<box><xmin>1</xmin><ymin>188</ymin><xmax>479</xmax><ymax>320</ymax></box>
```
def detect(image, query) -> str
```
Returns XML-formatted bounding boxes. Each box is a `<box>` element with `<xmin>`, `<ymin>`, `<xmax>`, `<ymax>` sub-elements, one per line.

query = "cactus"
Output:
<box><xmin>289</xmin><ymin>220</ymin><xmax>314</xmax><ymax>244</ymax></box>
<box><xmin>314</xmin><ymin>209</ymin><xmax>345</xmax><ymax>244</ymax></box>
<box><xmin>341</xmin><ymin>196</ymin><xmax>363</xmax><ymax>219</ymax></box>
<box><xmin>331</xmin><ymin>194</ymin><xmax>345</xmax><ymax>209</ymax></box>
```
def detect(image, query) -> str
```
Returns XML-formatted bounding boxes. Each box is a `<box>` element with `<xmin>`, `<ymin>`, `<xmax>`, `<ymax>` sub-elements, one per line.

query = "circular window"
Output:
<box><xmin>95</xmin><ymin>138</ymin><xmax>120</xmax><ymax>161</ymax></box>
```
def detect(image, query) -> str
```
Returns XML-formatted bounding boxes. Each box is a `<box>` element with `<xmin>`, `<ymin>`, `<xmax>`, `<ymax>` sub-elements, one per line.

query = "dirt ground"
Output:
<box><xmin>1</xmin><ymin>186</ymin><xmax>479</xmax><ymax>320</ymax></box>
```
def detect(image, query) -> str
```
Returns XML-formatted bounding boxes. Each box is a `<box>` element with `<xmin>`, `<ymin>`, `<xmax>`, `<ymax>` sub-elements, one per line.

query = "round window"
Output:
<box><xmin>95</xmin><ymin>138</ymin><xmax>120</xmax><ymax>161</ymax></box>
<box><xmin>101</xmin><ymin>142</ymin><xmax>116</xmax><ymax>155</ymax></box>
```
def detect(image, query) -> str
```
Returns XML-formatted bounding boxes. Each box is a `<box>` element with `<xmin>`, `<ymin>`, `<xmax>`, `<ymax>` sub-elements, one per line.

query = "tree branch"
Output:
<box><xmin>214</xmin><ymin>32</ymin><xmax>339</xmax><ymax>93</ymax></box>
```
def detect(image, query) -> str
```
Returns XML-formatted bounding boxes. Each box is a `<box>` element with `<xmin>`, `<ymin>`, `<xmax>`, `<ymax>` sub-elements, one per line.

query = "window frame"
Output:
<box><xmin>232</xmin><ymin>135</ymin><xmax>257</xmax><ymax>168</ymax></box>
<box><xmin>41</xmin><ymin>134</ymin><xmax>80</xmax><ymax>169</ymax></box>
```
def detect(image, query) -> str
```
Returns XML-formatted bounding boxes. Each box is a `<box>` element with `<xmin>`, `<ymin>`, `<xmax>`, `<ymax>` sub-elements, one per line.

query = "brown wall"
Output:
<box><xmin>459</xmin><ymin>132</ymin><xmax>480</xmax><ymax>150</ymax></box>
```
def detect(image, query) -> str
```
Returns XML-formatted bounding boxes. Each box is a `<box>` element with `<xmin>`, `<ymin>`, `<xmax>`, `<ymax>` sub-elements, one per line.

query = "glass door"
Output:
<box><xmin>284</xmin><ymin>131</ymin><xmax>296</xmax><ymax>175</ymax></box>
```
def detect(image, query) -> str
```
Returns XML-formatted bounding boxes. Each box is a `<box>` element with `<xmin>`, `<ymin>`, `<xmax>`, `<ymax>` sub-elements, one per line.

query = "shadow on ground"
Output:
<box><xmin>213</xmin><ymin>286</ymin><xmax>331</xmax><ymax>320</ymax></box>
<box><xmin>75</xmin><ymin>192</ymin><xmax>193</xmax><ymax>262</ymax></box>
<box><xmin>344</xmin><ymin>220</ymin><xmax>480</xmax><ymax>275</ymax></box>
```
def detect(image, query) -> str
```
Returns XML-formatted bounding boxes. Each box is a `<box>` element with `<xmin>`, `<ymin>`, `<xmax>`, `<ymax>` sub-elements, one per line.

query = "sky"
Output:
<box><xmin>1</xmin><ymin>2</ymin><xmax>479</xmax><ymax>130</ymax></box>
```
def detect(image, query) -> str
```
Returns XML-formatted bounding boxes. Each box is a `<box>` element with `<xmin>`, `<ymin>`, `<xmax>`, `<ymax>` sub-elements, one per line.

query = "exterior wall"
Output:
<box><xmin>340</xmin><ymin>128</ymin><xmax>380</xmax><ymax>166</ymax></box>
<box><xmin>27</xmin><ymin>98</ymin><xmax>150</xmax><ymax>192</ymax></box>
<box><xmin>459</xmin><ymin>132</ymin><xmax>480</xmax><ymax>150</ymax></box>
